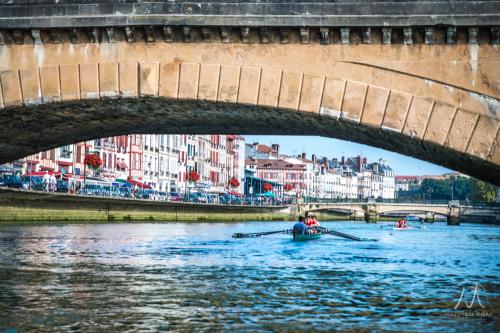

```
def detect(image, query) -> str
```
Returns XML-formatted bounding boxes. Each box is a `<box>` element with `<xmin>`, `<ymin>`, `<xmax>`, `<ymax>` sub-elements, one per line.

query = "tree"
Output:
<box><xmin>468</xmin><ymin>178</ymin><xmax>497</xmax><ymax>203</ymax></box>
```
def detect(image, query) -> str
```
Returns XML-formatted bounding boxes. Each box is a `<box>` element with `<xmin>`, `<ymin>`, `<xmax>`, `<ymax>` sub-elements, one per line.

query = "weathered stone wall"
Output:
<box><xmin>0</xmin><ymin>1</ymin><xmax>498</xmax><ymax>184</ymax></box>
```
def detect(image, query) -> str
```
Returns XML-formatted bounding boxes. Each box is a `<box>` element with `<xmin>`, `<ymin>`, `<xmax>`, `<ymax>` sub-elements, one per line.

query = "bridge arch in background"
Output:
<box><xmin>0</xmin><ymin>42</ymin><xmax>499</xmax><ymax>185</ymax></box>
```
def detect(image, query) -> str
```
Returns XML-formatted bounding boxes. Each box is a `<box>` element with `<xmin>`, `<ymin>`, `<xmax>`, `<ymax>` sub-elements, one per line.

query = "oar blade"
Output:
<box><xmin>318</xmin><ymin>227</ymin><xmax>362</xmax><ymax>241</ymax></box>
<box><xmin>232</xmin><ymin>230</ymin><xmax>290</xmax><ymax>238</ymax></box>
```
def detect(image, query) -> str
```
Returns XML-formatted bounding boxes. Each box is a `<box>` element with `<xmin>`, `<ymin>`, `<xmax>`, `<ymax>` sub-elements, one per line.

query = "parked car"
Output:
<box><xmin>196</xmin><ymin>193</ymin><xmax>208</xmax><ymax>203</ymax></box>
<box><xmin>219</xmin><ymin>194</ymin><xmax>242</xmax><ymax>205</ymax></box>
<box><xmin>158</xmin><ymin>191</ymin><xmax>169</xmax><ymax>201</ymax></box>
<box><xmin>206</xmin><ymin>194</ymin><xmax>219</xmax><ymax>204</ymax></box>
<box><xmin>169</xmin><ymin>192</ymin><xmax>183</xmax><ymax>201</ymax></box>
<box><xmin>21</xmin><ymin>176</ymin><xmax>44</xmax><ymax>191</ymax></box>
<box><xmin>1</xmin><ymin>175</ymin><xmax>23</xmax><ymax>188</ymax></box>
<box><xmin>56</xmin><ymin>180</ymin><xmax>69</xmax><ymax>192</ymax></box>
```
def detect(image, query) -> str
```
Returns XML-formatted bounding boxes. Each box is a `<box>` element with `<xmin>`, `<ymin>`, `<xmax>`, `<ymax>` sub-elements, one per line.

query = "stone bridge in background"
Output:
<box><xmin>0</xmin><ymin>1</ymin><xmax>499</xmax><ymax>185</ymax></box>
<box><xmin>299</xmin><ymin>201</ymin><xmax>500</xmax><ymax>225</ymax></box>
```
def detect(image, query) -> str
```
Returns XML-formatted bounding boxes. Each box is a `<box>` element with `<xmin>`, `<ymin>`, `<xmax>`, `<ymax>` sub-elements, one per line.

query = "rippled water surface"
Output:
<box><xmin>0</xmin><ymin>221</ymin><xmax>499</xmax><ymax>332</ymax></box>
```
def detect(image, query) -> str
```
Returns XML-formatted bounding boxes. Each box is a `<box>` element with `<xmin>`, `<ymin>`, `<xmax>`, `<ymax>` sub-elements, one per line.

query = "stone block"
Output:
<box><xmin>402</xmin><ymin>97</ymin><xmax>434</xmax><ymax>139</ymax></box>
<box><xmin>258</xmin><ymin>68</ymin><xmax>282</xmax><ymax>107</ymax></box>
<box><xmin>341</xmin><ymin>81</ymin><xmax>367</xmax><ymax>122</ymax></box>
<box><xmin>360</xmin><ymin>85</ymin><xmax>390</xmax><ymax>128</ymax></box>
<box><xmin>488</xmin><ymin>130</ymin><xmax>500</xmax><ymax>164</ymax></box>
<box><xmin>466</xmin><ymin>116</ymin><xmax>500</xmax><ymax>159</ymax></box>
<box><xmin>98</xmin><ymin>62</ymin><xmax>118</xmax><ymax>97</ymax></box>
<box><xmin>424</xmin><ymin>103</ymin><xmax>456</xmax><ymax>145</ymax></box>
<box><xmin>382</xmin><ymin>90</ymin><xmax>412</xmax><ymax>132</ymax></box>
<box><xmin>198</xmin><ymin>64</ymin><xmax>220</xmax><ymax>101</ymax></box>
<box><xmin>278</xmin><ymin>71</ymin><xmax>303</xmax><ymax>110</ymax></box>
<box><xmin>39</xmin><ymin>66</ymin><xmax>60</xmax><ymax>103</ymax></box>
<box><xmin>78</xmin><ymin>63</ymin><xmax>98</xmax><ymax>100</ymax></box>
<box><xmin>0</xmin><ymin>70</ymin><xmax>22</xmax><ymax>107</ymax></box>
<box><xmin>0</xmin><ymin>79</ymin><xmax>3</xmax><ymax>107</ymax></box>
<box><xmin>178</xmin><ymin>63</ymin><xmax>200</xmax><ymax>100</ymax></box>
<box><xmin>320</xmin><ymin>78</ymin><xmax>346</xmax><ymax>118</ymax></box>
<box><xmin>19</xmin><ymin>68</ymin><xmax>41</xmax><ymax>105</ymax></box>
<box><xmin>118</xmin><ymin>62</ymin><xmax>138</xmax><ymax>97</ymax></box>
<box><xmin>139</xmin><ymin>62</ymin><xmax>159</xmax><ymax>96</ymax></box>
<box><xmin>59</xmin><ymin>65</ymin><xmax>79</xmax><ymax>101</ymax></box>
<box><xmin>298</xmin><ymin>74</ymin><xmax>324</xmax><ymax>113</ymax></box>
<box><xmin>158</xmin><ymin>62</ymin><xmax>180</xmax><ymax>99</ymax></box>
<box><xmin>237</xmin><ymin>66</ymin><xmax>260</xmax><ymax>105</ymax></box>
<box><xmin>444</xmin><ymin>109</ymin><xmax>478</xmax><ymax>152</ymax></box>
<box><xmin>217</xmin><ymin>65</ymin><xmax>240</xmax><ymax>103</ymax></box>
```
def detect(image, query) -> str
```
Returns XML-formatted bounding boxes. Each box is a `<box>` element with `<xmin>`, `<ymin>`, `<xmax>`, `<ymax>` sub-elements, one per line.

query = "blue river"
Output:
<box><xmin>0</xmin><ymin>221</ymin><xmax>498</xmax><ymax>332</ymax></box>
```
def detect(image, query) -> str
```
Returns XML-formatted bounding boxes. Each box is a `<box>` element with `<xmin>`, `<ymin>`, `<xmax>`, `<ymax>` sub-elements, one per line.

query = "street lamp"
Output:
<box><xmin>450</xmin><ymin>176</ymin><xmax>455</xmax><ymax>202</ymax></box>
<box><xmin>83</xmin><ymin>142</ymin><xmax>88</xmax><ymax>188</ymax></box>
<box><xmin>178</xmin><ymin>158</ymin><xmax>188</xmax><ymax>202</ymax></box>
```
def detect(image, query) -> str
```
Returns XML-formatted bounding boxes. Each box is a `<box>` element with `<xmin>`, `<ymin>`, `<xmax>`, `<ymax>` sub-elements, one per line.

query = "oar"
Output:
<box><xmin>317</xmin><ymin>227</ymin><xmax>362</xmax><ymax>241</ymax></box>
<box><xmin>409</xmin><ymin>224</ymin><xmax>426</xmax><ymax>230</ymax></box>
<box><xmin>232</xmin><ymin>229</ymin><xmax>291</xmax><ymax>238</ymax></box>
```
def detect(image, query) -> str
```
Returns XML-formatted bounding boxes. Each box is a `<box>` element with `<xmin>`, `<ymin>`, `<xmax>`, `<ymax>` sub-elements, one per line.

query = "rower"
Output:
<box><xmin>292</xmin><ymin>216</ymin><xmax>309</xmax><ymax>239</ymax></box>
<box><xmin>310</xmin><ymin>215</ymin><xmax>320</xmax><ymax>228</ymax></box>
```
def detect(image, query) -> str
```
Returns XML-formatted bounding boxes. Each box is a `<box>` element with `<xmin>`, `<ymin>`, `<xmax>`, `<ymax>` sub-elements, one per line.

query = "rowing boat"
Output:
<box><xmin>293</xmin><ymin>233</ymin><xmax>322</xmax><ymax>241</ymax></box>
<box><xmin>392</xmin><ymin>226</ymin><xmax>413</xmax><ymax>231</ymax></box>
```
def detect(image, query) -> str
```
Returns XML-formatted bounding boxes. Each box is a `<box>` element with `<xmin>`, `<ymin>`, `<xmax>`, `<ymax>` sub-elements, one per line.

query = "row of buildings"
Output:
<box><xmin>21</xmin><ymin>134</ymin><xmax>246</xmax><ymax>194</ymax></box>
<box><xmin>244</xmin><ymin>143</ymin><xmax>395</xmax><ymax>199</ymax></box>
<box><xmin>11</xmin><ymin>136</ymin><xmax>397</xmax><ymax>199</ymax></box>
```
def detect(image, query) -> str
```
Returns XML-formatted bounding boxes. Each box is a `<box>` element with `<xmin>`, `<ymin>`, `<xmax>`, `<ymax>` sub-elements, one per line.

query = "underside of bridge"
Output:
<box><xmin>0</xmin><ymin>1</ymin><xmax>499</xmax><ymax>184</ymax></box>
<box><xmin>1</xmin><ymin>97</ymin><xmax>500</xmax><ymax>185</ymax></box>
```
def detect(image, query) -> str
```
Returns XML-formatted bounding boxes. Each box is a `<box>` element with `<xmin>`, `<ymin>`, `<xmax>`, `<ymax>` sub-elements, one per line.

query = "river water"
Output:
<box><xmin>0</xmin><ymin>221</ymin><xmax>498</xmax><ymax>332</ymax></box>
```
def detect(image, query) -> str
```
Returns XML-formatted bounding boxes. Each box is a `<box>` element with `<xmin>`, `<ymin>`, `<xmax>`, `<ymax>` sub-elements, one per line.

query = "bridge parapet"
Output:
<box><xmin>0</xmin><ymin>1</ymin><xmax>499</xmax><ymax>45</ymax></box>
<box><xmin>300</xmin><ymin>201</ymin><xmax>500</xmax><ymax>224</ymax></box>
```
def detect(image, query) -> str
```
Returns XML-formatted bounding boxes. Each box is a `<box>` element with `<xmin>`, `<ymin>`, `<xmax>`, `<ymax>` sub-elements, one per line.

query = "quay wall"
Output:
<box><xmin>0</xmin><ymin>189</ymin><xmax>291</xmax><ymax>222</ymax></box>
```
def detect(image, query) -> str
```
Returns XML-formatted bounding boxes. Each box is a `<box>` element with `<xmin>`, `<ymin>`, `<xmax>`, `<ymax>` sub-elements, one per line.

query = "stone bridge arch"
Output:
<box><xmin>301</xmin><ymin>204</ymin><xmax>366</xmax><ymax>216</ymax></box>
<box><xmin>376</xmin><ymin>206</ymin><xmax>450</xmax><ymax>216</ymax></box>
<box><xmin>0</xmin><ymin>41</ymin><xmax>499</xmax><ymax>184</ymax></box>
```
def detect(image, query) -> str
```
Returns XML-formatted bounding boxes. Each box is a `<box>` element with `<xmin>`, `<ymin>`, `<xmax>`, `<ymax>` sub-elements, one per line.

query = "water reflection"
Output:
<box><xmin>0</xmin><ymin>221</ymin><xmax>498</xmax><ymax>332</ymax></box>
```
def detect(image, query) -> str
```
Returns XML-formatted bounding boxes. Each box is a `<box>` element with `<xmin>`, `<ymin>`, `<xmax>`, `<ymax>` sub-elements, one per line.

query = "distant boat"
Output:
<box><xmin>393</xmin><ymin>226</ymin><xmax>414</xmax><ymax>231</ymax></box>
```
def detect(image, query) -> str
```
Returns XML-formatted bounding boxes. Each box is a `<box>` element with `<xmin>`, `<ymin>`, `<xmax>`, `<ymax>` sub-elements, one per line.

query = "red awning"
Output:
<box><xmin>25</xmin><ymin>160</ymin><xmax>39</xmax><ymax>164</ymax></box>
<box><xmin>127</xmin><ymin>178</ymin><xmax>152</xmax><ymax>189</ymax></box>
<box><xmin>58</xmin><ymin>161</ymin><xmax>73</xmax><ymax>166</ymax></box>
<box><xmin>229</xmin><ymin>191</ymin><xmax>243</xmax><ymax>197</ymax></box>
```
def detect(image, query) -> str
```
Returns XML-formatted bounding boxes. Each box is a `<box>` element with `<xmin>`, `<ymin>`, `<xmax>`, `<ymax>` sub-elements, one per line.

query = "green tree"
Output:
<box><xmin>468</xmin><ymin>178</ymin><xmax>497</xmax><ymax>203</ymax></box>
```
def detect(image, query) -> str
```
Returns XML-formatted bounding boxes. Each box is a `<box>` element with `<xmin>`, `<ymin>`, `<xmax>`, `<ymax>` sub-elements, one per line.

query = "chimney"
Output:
<box><xmin>363</xmin><ymin>157</ymin><xmax>367</xmax><ymax>165</ymax></box>
<box><xmin>301</xmin><ymin>152</ymin><xmax>306</xmax><ymax>159</ymax></box>
<box><xmin>271</xmin><ymin>144</ymin><xmax>280</xmax><ymax>156</ymax></box>
<box><xmin>312</xmin><ymin>154</ymin><xmax>317</xmax><ymax>164</ymax></box>
<box><xmin>357</xmin><ymin>155</ymin><xmax>362</xmax><ymax>172</ymax></box>
<box><xmin>341</xmin><ymin>156</ymin><xmax>345</xmax><ymax>165</ymax></box>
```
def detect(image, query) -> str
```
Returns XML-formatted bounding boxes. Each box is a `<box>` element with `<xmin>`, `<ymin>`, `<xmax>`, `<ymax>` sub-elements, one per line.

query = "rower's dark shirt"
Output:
<box><xmin>293</xmin><ymin>222</ymin><xmax>308</xmax><ymax>235</ymax></box>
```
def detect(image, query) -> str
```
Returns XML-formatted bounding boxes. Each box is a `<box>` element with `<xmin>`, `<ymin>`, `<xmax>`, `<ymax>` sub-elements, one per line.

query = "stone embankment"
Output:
<box><xmin>0</xmin><ymin>189</ymin><xmax>291</xmax><ymax>222</ymax></box>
